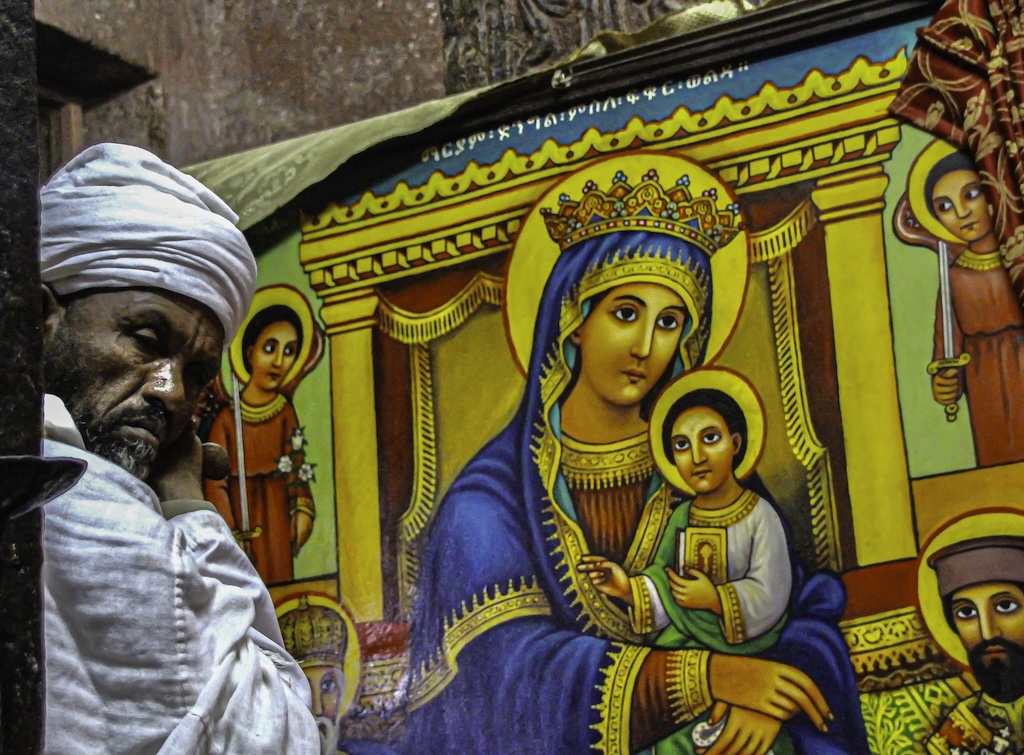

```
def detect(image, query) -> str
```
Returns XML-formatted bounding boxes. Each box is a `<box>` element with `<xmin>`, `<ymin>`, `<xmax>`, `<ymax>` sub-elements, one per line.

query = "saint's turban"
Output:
<box><xmin>929</xmin><ymin>535</ymin><xmax>1024</xmax><ymax>598</ymax></box>
<box><xmin>39</xmin><ymin>143</ymin><xmax>256</xmax><ymax>345</ymax></box>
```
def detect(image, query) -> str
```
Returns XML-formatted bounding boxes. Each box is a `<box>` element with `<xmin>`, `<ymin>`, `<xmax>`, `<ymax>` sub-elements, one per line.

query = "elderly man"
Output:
<box><xmin>38</xmin><ymin>143</ymin><xmax>319</xmax><ymax>752</ymax></box>
<box><xmin>927</xmin><ymin>535</ymin><xmax>1024</xmax><ymax>754</ymax></box>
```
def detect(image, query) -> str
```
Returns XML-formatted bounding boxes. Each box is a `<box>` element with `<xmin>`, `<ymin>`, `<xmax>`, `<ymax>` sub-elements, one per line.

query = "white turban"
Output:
<box><xmin>39</xmin><ymin>143</ymin><xmax>257</xmax><ymax>345</ymax></box>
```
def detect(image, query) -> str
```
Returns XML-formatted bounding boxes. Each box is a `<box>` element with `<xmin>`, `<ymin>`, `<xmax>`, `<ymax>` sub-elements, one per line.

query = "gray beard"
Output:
<box><xmin>82</xmin><ymin>431</ymin><xmax>158</xmax><ymax>481</ymax></box>
<box><xmin>315</xmin><ymin>715</ymin><xmax>338</xmax><ymax>755</ymax></box>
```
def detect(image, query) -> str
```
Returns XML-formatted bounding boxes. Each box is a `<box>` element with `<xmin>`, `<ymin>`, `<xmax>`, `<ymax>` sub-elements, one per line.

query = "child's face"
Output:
<box><xmin>246</xmin><ymin>320</ymin><xmax>299</xmax><ymax>393</ymax></box>
<box><xmin>931</xmin><ymin>169</ymin><xmax>994</xmax><ymax>245</ymax></box>
<box><xmin>670</xmin><ymin>406</ymin><xmax>741</xmax><ymax>494</ymax></box>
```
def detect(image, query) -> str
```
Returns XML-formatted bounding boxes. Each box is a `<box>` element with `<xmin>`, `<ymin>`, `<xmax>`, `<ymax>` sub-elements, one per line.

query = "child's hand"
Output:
<box><xmin>666</xmin><ymin>567</ymin><xmax>723</xmax><ymax>614</ymax></box>
<box><xmin>578</xmin><ymin>555</ymin><xmax>632</xmax><ymax>604</ymax></box>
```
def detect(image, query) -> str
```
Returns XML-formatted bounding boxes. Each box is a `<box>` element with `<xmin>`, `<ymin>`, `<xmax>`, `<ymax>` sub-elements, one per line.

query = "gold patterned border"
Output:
<box><xmin>304</xmin><ymin>53</ymin><xmax>906</xmax><ymax>232</ymax></box>
<box><xmin>591</xmin><ymin>644</ymin><xmax>650</xmax><ymax>754</ymax></box>
<box><xmin>666</xmin><ymin>649</ymin><xmax>712</xmax><ymax>725</ymax></box>
<box><xmin>628</xmin><ymin>576</ymin><xmax>654</xmax><ymax>635</ymax></box>
<box><xmin>764</xmin><ymin>212</ymin><xmax>843</xmax><ymax>572</ymax></box>
<box><xmin>408</xmin><ymin>577</ymin><xmax>551</xmax><ymax>711</ymax></box>
<box><xmin>841</xmin><ymin>606</ymin><xmax>961</xmax><ymax>693</ymax></box>
<box><xmin>396</xmin><ymin>342</ymin><xmax>435</xmax><ymax>619</ymax></box>
<box><xmin>717</xmin><ymin>583</ymin><xmax>747</xmax><ymax>644</ymax></box>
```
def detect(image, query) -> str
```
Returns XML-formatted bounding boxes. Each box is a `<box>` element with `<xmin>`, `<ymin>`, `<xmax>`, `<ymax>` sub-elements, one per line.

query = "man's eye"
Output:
<box><xmin>954</xmin><ymin>605</ymin><xmax>978</xmax><ymax>620</ymax></box>
<box><xmin>965</xmin><ymin>186</ymin><xmax>982</xmax><ymax>200</ymax></box>
<box><xmin>995</xmin><ymin>599</ymin><xmax>1020</xmax><ymax>614</ymax></box>
<box><xmin>703</xmin><ymin>431</ymin><xmax>722</xmax><ymax>444</ymax></box>
<box><xmin>935</xmin><ymin>199</ymin><xmax>953</xmax><ymax>213</ymax></box>
<box><xmin>657</xmin><ymin>313</ymin><xmax>680</xmax><ymax>330</ymax></box>
<box><xmin>672</xmin><ymin>438</ymin><xmax>690</xmax><ymax>452</ymax></box>
<box><xmin>613</xmin><ymin>306</ymin><xmax>638</xmax><ymax>323</ymax></box>
<box><xmin>284</xmin><ymin>345</ymin><xmax>296</xmax><ymax>357</ymax></box>
<box><xmin>263</xmin><ymin>342</ymin><xmax>274</xmax><ymax>354</ymax></box>
<box><xmin>132</xmin><ymin>328</ymin><xmax>160</xmax><ymax>348</ymax></box>
<box><xmin>321</xmin><ymin>678</ymin><xmax>336</xmax><ymax>693</ymax></box>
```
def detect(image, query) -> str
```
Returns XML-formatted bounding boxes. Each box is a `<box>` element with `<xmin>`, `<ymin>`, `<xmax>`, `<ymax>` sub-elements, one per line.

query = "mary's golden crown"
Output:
<box><xmin>540</xmin><ymin>167</ymin><xmax>741</xmax><ymax>255</ymax></box>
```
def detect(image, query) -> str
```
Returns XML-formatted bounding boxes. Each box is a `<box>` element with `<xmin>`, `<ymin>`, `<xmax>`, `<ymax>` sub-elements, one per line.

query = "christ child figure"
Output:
<box><xmin>578</xmin><ymin>368</ymin><xmax>795</xmax><ymax>754</ymax></box>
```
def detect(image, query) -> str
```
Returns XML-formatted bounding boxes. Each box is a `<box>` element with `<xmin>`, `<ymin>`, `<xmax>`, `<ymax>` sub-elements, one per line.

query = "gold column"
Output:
<box><xmin>812</xmin><ymin>167</ymin><xmax>916</xmax><ymax>566</ymax></box>
<box><xmin>320</xmin><ymin>290</ymin><xmax>384</xmax><ymax>621</ymax></box>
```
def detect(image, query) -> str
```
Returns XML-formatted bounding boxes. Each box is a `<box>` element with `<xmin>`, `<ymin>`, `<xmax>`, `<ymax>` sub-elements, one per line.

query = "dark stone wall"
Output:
<box><xmin>440</xmin><ymin>0</ymin><xmax>672</xmax><ymax>93</ymax></box>
<box><xmin>35</xmin><ymin>0</ymin><xmax>446</xmax><ymax>166</ymax></box>
<box><xmin>0</xmin><ymin>0</ymin><xmax>43</xmax><ymax>750</ymax></box>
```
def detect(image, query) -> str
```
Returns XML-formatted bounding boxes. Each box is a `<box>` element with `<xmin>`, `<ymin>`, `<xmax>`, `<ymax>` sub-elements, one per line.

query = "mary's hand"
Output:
<box><xmin>697</xmin><ymin>704</ymin><xmax>782</xmax><ymax>755</ymax></box>
<box><xmin>577</xmin><ymin>555</ymin><xmax>632</xmax><ymax>603</ymax></box>
<box><xmin>708</xmin><ymin>654</ymin><xmax>832</xmax><ymax>733</ymax></box>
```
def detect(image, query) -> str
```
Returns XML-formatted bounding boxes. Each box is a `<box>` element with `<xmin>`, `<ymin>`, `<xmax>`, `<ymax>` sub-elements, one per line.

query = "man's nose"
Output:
<box><xmin>272</xmin><ymin>348</ymin><xmax>284</xmax><ymax>368</ymax></box>
<box><xmin>978</xmin><ymin>607</ymin><xmax>1004</xmax><ymax>641</ymax></box>
<box><xmin>691</xmin><ymin>443</ymin><xmax>707</xmax><ymax>465</ymax></box>
<box><xmin>310</xmin><ymin>693</ymin><xmax>324</xmax><ymax>717</ymax></box>
<box><xmin>144</xmin><ymin>360</ymin><xmax>186</xmax><ymax>409</ymax></box>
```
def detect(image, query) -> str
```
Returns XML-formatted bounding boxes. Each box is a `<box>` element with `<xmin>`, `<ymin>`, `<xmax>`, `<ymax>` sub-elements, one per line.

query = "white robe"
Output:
<box><xmin>42</xmin><ymin>398</ymin><xmax>318</xmax><ymax>753</ymax></box>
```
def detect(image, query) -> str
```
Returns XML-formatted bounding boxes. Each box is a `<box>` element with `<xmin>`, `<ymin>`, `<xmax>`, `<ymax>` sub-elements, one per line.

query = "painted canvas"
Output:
<box><xmin>198</xmin><ymin>12</ymin><xmax>1024</xmax><ymax>753</ymax></box>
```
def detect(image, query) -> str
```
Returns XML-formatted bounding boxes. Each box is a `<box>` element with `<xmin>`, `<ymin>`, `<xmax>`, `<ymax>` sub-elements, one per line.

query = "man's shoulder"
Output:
<box><xmin>43</xmin><ymin>439</ymin><xmax>166</xmax><ymax>533</ymax></box>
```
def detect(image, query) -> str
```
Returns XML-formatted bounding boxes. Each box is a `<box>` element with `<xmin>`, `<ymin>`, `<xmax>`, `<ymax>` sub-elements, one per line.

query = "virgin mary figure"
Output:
<box><xmin>403</xmin><ymin>153</ymin><xmax>866</xmax><ymax>754</ymax></box>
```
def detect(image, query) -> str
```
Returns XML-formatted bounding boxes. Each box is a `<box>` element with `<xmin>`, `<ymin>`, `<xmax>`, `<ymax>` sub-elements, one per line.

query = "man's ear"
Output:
<box><xmin>41</xmin><ymin>284</ymin><xmax>65</xmax><ymax>348</ymax></box>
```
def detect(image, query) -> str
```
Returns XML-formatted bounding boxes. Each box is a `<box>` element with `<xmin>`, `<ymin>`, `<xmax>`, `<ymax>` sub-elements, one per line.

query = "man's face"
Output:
<box><xmin>950</xmin><ymin>581</ymin><xmax>1024</xmax><ymax>702</ymax></box>
<box><xmin>43</xmin><ymin>288</ymin><xmax>223</xmax><ymax>480</ymax></box>
<box><xmin>304</xmin><ymin>663</ymin><xmax>347</xmax><ymax>755</ymax></box>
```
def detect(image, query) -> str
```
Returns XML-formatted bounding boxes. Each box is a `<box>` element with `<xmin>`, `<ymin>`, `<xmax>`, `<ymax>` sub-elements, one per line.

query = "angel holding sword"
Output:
<box><xmin>199</xmin><ymin>285</ymin><xmax>324</xmax><ymax>584</ymax></box>
<box><xmin>895</xmin><ymin>139</ymin><xmax>1024</xmax><ymax>467</ymax></box>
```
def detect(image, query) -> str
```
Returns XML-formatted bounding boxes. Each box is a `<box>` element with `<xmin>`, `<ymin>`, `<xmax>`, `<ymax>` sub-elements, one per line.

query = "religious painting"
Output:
<box><xmin>198</xmin><ymin>284</ymin><xmax>330</xmax><ymax>586</ymax></box>
<box><xmin>187</xmin><ymin>3</ymin><xmax>1024</xmax><ymax>751</ymax></box>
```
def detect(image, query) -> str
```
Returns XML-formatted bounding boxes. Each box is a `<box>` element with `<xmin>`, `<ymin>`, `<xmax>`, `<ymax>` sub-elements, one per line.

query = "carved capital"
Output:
<box><xmin>320</xmin><ymin>291</ymin><xmax>379</xmax><ymax>335</ymax></box>
<box><xmin>812</xmin><ymin>166</ymin><xmax>890</xmax><ymax>224</ymax></box>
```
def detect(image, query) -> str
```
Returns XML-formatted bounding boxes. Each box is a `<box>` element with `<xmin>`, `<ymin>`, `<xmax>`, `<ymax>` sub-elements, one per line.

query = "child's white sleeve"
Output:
<box><xmin>720</xmin><ymin>503</ymin><xmax>792</xmax><ymax>643</ymax></box>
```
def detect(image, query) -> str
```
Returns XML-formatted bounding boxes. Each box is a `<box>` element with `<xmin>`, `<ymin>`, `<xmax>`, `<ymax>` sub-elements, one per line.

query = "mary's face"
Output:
<box><xmin>570</xmin><ymin>282</ymin><xmax>686</xmax><ymax>408</ymax></box>
<box><xmin>931</xmin><ymin>169</ymin><xmax>994</xmax><ymax>245</ymax></box>
<box><xmin>247</xmin><ymin>320</ymin><xmax>299</xmax><ymax>392</ymax></box>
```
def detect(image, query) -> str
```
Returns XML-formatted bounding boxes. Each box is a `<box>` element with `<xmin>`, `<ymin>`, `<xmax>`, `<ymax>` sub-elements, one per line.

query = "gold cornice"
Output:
<box><xmin>303</xmin><ymin>52</ymin><xmax>905</xmax><ymax>236</ymax></box>
<box><xmin>302</xmin><ymin>120</ymin><xmax>896</xmax><ymax>299</ymax></box>
<box><xmin>301</xmin><ymin>53</ymin><xmax>906</xmax><ymax>297</ymax></box>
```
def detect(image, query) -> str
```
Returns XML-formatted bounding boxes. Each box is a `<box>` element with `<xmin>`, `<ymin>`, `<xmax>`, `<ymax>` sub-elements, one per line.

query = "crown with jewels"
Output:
<box><xmin>541</xmin><ymin>167</ymin><xmax>741</xmax><ymax>255</ymax></box>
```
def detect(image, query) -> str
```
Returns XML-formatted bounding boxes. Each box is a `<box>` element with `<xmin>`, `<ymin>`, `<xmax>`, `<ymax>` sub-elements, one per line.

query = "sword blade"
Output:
<box><xmin>938</xmin><ymin>241</ymin><xmax>955</xmax><ymax>358</ymax></box>
<box><xmin>230</xmin><ymin>373</ymin><xmax>251</xmax><ymax>533</ymax></box>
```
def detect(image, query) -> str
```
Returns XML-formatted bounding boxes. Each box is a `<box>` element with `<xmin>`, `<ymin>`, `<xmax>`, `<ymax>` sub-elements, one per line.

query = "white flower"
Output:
<box><xmin>297</xmin><ymin>463</ymin><xmax>314</xmax><ymax>482</ymax></box>
<box><xmin>277</xmin><ymin>455</ymin><xmax>294</xmax><ymax>474</ymax></box>
<box><xmin>291</xmin><ymin>428</ymin><xmax>305</xmax><ymax>451</ymax></box>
